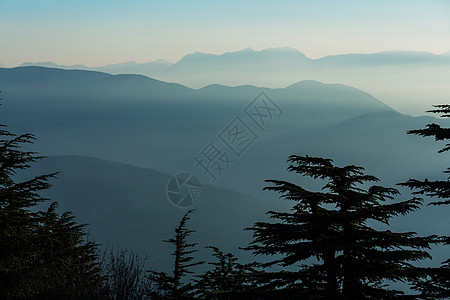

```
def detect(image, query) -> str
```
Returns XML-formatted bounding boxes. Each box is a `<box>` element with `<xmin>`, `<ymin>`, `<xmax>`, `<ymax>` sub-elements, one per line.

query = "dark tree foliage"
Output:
<box><xmin>147</xmin><ymin>210</ymin><xmax>203</xmax><ymax>299</ymax></box>
<box><xmin>400</xmin><ymin>105</ymin><xmax>450</xmax><ymax>206</ymax></box>
<box><xmin>34</xmin><ymin>202</ymin><xmax>104</xmax><ymax>298</ymax></box>
<box><xmin>245</xmin><ymin>155</ymin><xmax>437</xmax><ymax>299</ymax></box>
<box><xmin>193</xmin><ymin>246</ymin><xmax>262</xmax><ymax>299</ymax></box>
<box><xmin>0</xmin><ymin>129</ymin><xmax>49</xmax><ymax>297</ymax></box>
<box><xmin>0</xmin><ymin>113</ymin><xmax>103</xmax><ymax>298</ymax></box>
<box><xmin>399</xmin><ymin>105</ymin><xmax>450</xmax><ymax>299</ymax></box>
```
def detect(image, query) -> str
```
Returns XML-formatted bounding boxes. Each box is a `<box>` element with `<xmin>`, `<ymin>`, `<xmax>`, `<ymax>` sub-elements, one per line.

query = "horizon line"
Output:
<box><xmin>2</xmin><ymin>47</ymin><xmax>449</xmax><ymax>69</ymax></box>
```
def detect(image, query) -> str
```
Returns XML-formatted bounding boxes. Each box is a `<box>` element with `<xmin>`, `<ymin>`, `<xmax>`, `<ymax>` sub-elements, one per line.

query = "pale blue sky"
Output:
<box><xmin>1</xmin><ymin>0</ymin><xmax>449</xmax><ymax>66</ymax></box>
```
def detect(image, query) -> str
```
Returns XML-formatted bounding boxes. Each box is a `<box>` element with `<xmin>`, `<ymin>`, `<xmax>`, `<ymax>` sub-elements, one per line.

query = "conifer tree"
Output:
<box><xmin>0</xmin><ymin>105</ymin><xmax>103</xmax><ymax>298</ymax></box>
<box><xmin>0</xmin><ymin>125</ymin><xmax>57</xmax><ymax>298</ymax></box>
<box><xmin>246</xmin><ymin>155</ymin><xmax>436</xmax><ymax>299</ymax></box>
<box><xmin>399</xmin><ymin>105</ymin><xmax>450</xmax><ymax>299</ymax></box>
<box><xmin>35</xmin><ymin>202</ymin><xmax>104</xmax><ymax>298</ymax></box>
<box><xmin>400</xmin><ymin>105</ymin><xmax>450</xmax><ymax>205</ymax></box>
<box><xmin>147</xmin><ymin>210</ymin><xmax>203</xmax><ymax>299</ymax></box>
<box><xmin>193</xmin><ymin>246</ymin><xmax>260</xmax><ymax>299</ymax></box>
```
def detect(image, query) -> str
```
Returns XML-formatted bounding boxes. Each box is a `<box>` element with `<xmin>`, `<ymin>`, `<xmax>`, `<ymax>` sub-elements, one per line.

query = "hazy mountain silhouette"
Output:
<box><xmin>20</xmin><ymin>61</ymin><xmax>89</xmax><ymax>69</ymax></box>
<box><xmin>21</xmin><ymin>155</ymin><xmax>280</xmax><ymax>272</ymax></box>
<box><xmin>150</xmin><ymin>48</ymin><xmax>450</xmax><ymax>114</ymax></box>
<box><xmin>19</xmin><ymin>59</ymin><xmax>172</xmax><ymax>77</ymax></box>
<box><xmin>154</xmin><ymin>48</ymin><xmax>450</xmax><ymax>85</ymax></box>
<box><xmin>94</xmin><ymin>59</ymin><xmax>172</xmax><ymax>75</ymax></box>
<box><xmin>18</xmin><ymin>48</ymin><xmax>450</xmax><ymax>74</ymax></box>
<box><xmin>1</xmin><ymin>66</ymin><xmax>447</xmax><ymax>199</ymax></box>
<box><xmin>0</xmin><ymin>66</ymin><xmax>396</xmax><ymax>197</ymax></box>
<box><xmin>168</xmin><ymin>47</ymin><xmax>310</xmax><ymax>70</ymax></box>
<box><xmin>14</xmin><ymin>48</ymin><xmax>450</xmax><ymax>114</ymax></box>
<box><xmin>160</xmin><ymin>48</ymin><xmax>448</xmax><ymax>76</ymax></box>
<box><xmin>315</xmin><ymin>50</ymin><xmax>447</xmax><ymax>66</ymax></box>
<box><xmin>4</xmin><ymin>66</ymin><xmax>450</xmax><ymax>271</ymax></box>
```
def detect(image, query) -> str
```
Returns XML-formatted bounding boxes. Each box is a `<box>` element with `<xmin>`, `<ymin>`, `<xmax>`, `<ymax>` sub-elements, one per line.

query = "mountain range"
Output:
<box><xmin>18</xmin><ymin>59</ymin><xmax>172</xmax><ymax>77</ymax></box>
<box><xmin>15</xmin><ymin>47</ymin><xmax>450</xmax><ymax>76</ymax></box>
<box><xmin>1</xmin><ymin>66</ymin><xmax>447</xmax><ymax>195</ymax></box>
<box><xmin>11</xmin><ymin>47</ymin><xmax>450</xmax><ymax>114</ymax></box>
<box><xmin>2</xmin><ymin>66</ymin><xmax>450</xmax><ymax>269</ymax></box>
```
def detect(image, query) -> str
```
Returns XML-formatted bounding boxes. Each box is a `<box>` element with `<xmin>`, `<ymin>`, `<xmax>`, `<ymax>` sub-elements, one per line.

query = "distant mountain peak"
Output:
<box><xmin>237</xmin><ymin>47</ymin><xmax>255</xmax><ymax>52</ymax></box>
<box><xmin>172</xmin><ymin>47</ymin><xmax>310</xmax><ymax>69</ymax></box>
<box><xmin>153</xmin><ymin>59</ymin><xmax>172</xmax><ymax>65</ymax></box>
<box><xmin>183</xmin><ymin>51</ymin><xmax>218</xmax><ymax>59</ymax></box>
<box><xmin>285</xmin><ymin>80</ymin><xmax>324</xmax><ymax>88</ymax></box>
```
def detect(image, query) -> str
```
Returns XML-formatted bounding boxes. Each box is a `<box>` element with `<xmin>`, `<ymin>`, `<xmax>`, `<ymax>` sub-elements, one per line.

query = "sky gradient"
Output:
<box><xmin>1</xmin><ymin>0</ymin><xmax>450</xmax><ymax>66</ymax></box>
